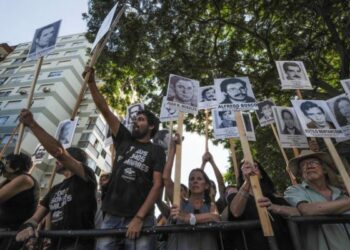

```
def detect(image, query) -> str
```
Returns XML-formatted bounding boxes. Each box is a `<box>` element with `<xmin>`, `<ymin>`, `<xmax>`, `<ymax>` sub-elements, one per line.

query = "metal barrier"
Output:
<box><xmin>1</xmin><ymin>216</ymin><xmax>350</xmax><ymax>250</ymax></box>
<box><xmin>0</xmin><ymin>221</ymin><xmax>261</xmax><ymax>250</ymax></box>
<box><xmin>286</xmin><ymin>215</ymin><xmax>350</xmax><ymax>250</ymax></box>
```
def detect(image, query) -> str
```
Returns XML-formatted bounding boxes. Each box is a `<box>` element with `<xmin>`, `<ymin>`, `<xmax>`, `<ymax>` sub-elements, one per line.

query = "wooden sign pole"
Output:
<box><xmin>270</xmin><ymin>124</ymin><xmax>297</xmax><ymax>185</ymax></box>
<box><xmin>173</xmin><ymin>112</ymin><xmax>184</xmax><ymax>207</ymax></box>
<box><xmin>235</xmin><ymin>112</ymin><xmax>278</xmax><ymax>249</ymax></box>
<box><xmin>14</xmin><ymin>57</ymin><xmax>44</xmax><ymax>154</ymax></box>
<box><xmin>205</xmin><ymin>109</ymin><xmax>209</xmax><ymax>152</ymax></box>
<box><xmin>229</xmin><ymin>138</ymin><xmax>239</xmax><ymax>184</ymax></box>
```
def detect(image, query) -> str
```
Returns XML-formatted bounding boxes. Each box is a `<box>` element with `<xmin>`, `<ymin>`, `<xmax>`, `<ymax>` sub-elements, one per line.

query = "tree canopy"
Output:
<box><xmin>83</xmin><ymin>0</ymin><xmax>350</xmax><ymax>191</ymax></box>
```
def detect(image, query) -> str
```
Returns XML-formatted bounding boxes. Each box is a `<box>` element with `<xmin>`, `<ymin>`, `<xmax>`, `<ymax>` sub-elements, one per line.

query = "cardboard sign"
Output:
<box><xmin>276</xmin><ymin>61</ymin><xmax>312</xmax><ymax>90</ymax></box>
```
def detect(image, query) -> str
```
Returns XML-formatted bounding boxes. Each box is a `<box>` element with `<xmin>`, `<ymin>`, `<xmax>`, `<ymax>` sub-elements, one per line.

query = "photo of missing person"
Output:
<box><xmin>28</xmin><ymin>20</ymin><xmax>61</xmax><ymax>60</ymax></box>
<box><xmin>275</xmin><ymin>61</ymin><xmax>312</xmax><ymax>90</ymax></box>
<box><xmin>159</xmin><ymin>96</ymin><xmax>178</xmax><ymax>122</ymax></box>
<box><xmin>198</xmin><ymin>86</ymin><xmax>217</xmax><ymax>110</ymax></box>
<box><xmin>279</xmin><ymin>109</ymin><xmax>302</xmax><ymax>135</ymax></box>
<box><xmin>241</xmin><ymin>112</ymin><xmax>256</xmax><ymax>141</ymax></box>
<box><xmin>340</xmin><ymin>79</ymin><xmax>350</xmax><ymax>94</ymax></box>
<box><xmin>55</xmin><ymin>118</ymin><xmax>78</xmax><ymax>147</ymax></box>
<box><xmin>272</xmin><ymin>106</ymin><xmax>308</xmax><ymax>148</ymax></box>
<box><xmin>126</xmin><ymin>103</ymin><xmax>144</xmax><ymax>126</ymax></box>
<box><xmin>212</xmin><ymin>109</ymin><xmax>239</xmax><ymax>139</ymax></box>
<box><xmin>153</xmin><ymin>129</ymin><xmax>171</xmax><ymax>152</ymax></box>
<box><xmin>32</xmin><ymin>144</ymin><xmax>47</xmax><ymax>162</ymax></box>
<box><xmin>327</xmin><ymin>94</ymin><xmax>350</xmax><ymax>142</ymax></box>
<box><xmin>292</xmin><ymin>100</ymin><xmax>344</xmax><ymax>138</ymax></box>
<box><xmin>215</xmin><ymin>77</ymin><xmax>256</xmax><ymax>104</ymax></box>
<box><xmin>256</xmin><ymin>99</ymin><xmax>275</xmax><ymax>127</ymax></box>
<box><xmin>166</xmin><ymin>74</ymin><xmax>199</xmax><ymax>107</ymax></box>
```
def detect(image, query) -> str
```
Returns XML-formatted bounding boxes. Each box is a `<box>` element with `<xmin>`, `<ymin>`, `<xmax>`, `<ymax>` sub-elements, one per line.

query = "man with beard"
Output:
<box><xmin>83</xmin><ymin>67</ymin><xmax>166</xmax><ymax>250</ymax></box>
<box><xmin>220</xmin><ymin>78</ymin><xmax>255</xmax><ymax>104</ymax></box>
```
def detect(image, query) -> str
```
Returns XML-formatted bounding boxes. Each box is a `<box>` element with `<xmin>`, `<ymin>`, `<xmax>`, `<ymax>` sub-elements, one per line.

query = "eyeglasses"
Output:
<box><xmin>300</xmin><ymin>160</ymin><xmax>321</xmax><ymax>169</ymax></box>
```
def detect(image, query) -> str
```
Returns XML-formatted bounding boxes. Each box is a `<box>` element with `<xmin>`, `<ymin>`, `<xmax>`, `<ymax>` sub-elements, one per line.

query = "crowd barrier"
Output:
<box><xmin>0</xmin><ymin>216</ymin><xmax>349</xmax><ymax>250</ymax></box>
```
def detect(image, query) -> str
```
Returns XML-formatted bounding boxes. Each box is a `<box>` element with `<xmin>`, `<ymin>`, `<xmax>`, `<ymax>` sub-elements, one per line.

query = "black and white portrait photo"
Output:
<box><xmin>256</xmin><ymin>99</ymin><xmax>275</xmax><ymax>127</ymax></box>
<box><xmin>32</xmin><ymin>144</ymin><xmax>47</xmax><ymax>163</ymax></box>
<box><xmin>153</xmin><ymin>129</ymin><xmax>171</xmax><ymax>152</ymax></box>
<box><xmin>166</xmin><ymin>74</ymin><xmax>199</xmax><ymax>114</ymax></box>
<box><xmin>340</xmin><ymin>79</ymin><xmax>350</xmax><ymax>94</ymax></box>
<box><xmin>28</xmin><ymin>20</ymin><xmax>61</xmax><ymax>61</ymax></box>
<box><xmin>241</xmin><ymin>112</ymin><xmax>256</xmax><ymax>141</ymax></box>
<box><xmin>159</xmin><ymin>96</ymin><xmax>178</xmax><ymax>122</ymax></box>
<box><xmin>275</xmin><ymin>61</ymin><xmax>312</xmax><ymax>90</ymax></box>
<box><xmin>126</xmin><ymin>103</ymin><xmax>144</xmax><ymax>126</ymax></box>
<box><xmin>292</xmin><ymin>100</ymin><xmax>343</xmax><ymax>138</ymax></box>
<box><xmin>327</xmin><ymin>94</ymin><xmax>350</xmax><ymax>142</ymax></box>
<box><xmin>55</xmin><ymin>118</ymin><xmax>78</xmax><ymax>148</ymax></box>
<box><xmin>198</xmin><ymin>86</ymin><xmax>217</xmax><ymax>110</ymax></box>
<box><xmin>212</xmin><ymin>109</ymin><xmax>239</xmax><ymax>139</ymax></box>
<box><xmin>215</xmin><ymin>77</ymin><xmax>257</xmax><ymax>111</ymax></box>
<box><xmin>272</xmin><ymin>106</ymin><xmax>308</xmax><ymax>148</ymax></box>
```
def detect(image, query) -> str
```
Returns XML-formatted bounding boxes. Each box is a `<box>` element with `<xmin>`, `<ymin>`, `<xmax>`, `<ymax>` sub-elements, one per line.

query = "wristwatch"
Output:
<box><xmin>189</xmin><ymin>213</ymin><xmax>196</xmax><ymax>225</ymax></box>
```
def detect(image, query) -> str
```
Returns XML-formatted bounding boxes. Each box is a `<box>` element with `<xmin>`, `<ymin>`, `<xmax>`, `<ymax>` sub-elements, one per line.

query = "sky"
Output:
<box><xmin>0</xmin><ymin>0</ymin><xmax>231</xmax><ymax>192</ymax></box>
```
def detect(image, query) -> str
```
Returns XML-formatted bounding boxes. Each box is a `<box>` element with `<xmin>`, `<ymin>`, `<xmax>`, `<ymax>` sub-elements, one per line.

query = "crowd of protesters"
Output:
<box><xmin>0</xmin><ymin>66</ymin><xmax>348</xmax><ymax>250</ymax></box>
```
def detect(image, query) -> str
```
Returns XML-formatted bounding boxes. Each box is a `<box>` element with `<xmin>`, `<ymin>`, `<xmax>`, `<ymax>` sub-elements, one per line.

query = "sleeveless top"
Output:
<box><xmin>0</xmin><ymin>174</ymin><xmax>39</xmax><ymax>230</ymax></box>
<box><xmin>167</xmin><ymin>200</ymin><xmax>219</xmax><ymax>250</ymax></box>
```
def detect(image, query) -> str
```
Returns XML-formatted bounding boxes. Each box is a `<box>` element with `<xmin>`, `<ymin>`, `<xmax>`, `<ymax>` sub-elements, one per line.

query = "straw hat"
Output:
<box><xmin>289</xmin><ymin>150</ymin><xmax>334</xmax><ymax>177</ymax></box>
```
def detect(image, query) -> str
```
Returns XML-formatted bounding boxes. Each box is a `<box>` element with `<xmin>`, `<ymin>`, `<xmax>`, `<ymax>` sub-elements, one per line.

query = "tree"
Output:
<box><xmin>83</xmin><ymin>0</ymin><xmax>350</xmax><ymax>191</ymax></box>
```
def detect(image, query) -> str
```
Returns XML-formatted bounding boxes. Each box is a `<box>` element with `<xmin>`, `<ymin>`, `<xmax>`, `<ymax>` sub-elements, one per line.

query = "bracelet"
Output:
<box><xmin>135</xmin><ymin>215</ymin><xmax>144</xmax><ymax>221</ymax></box>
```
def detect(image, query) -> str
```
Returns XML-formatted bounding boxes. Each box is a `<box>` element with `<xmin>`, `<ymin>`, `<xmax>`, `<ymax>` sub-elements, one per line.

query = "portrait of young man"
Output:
<box><xmin>28</xmin><ymin>20</ymin><xmax>61</xmax><ymax>59</ymax></box>
<box><xmin>300</xmin><ymin>101</ymin><xmax>335</xmax><ymax>129</ymax></box>
<box><xmin>217</xmin><ymin>77</ymin><xmax>256</xmax><ymax>104</ymax></box>
<box><xmin>167</xmin><ymin>75</ymin><xmax>198</xmax><ymax>107</ymax></box>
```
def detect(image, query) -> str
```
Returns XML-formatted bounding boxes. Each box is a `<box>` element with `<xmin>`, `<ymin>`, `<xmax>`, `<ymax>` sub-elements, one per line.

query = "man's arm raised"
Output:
<box><xmin>83</xmin><ymin>67</ymin><xmax>120</xmax><ymax>136</ymax></box>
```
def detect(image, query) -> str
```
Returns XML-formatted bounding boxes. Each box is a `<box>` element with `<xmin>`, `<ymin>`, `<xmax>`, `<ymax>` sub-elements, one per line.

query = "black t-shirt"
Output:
<box><xmin>224</xmin><ymin>193</ymin><xmax>294</xmax><ymax>250</ymax></box>
<box><xmin>40</xmin><ymin>165</ymin><xmax>96</xmax><ymax>248</ymax></box>
<box><xmin>102</xmin><ymin>124</ymin><xmax>166</xmax><ymax>217</ymax></box>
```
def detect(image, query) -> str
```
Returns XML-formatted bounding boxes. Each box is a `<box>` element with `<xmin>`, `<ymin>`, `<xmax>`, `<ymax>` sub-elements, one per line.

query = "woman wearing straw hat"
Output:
<box><xmin>284</xmin><ymin>150</ymin><xmax>350</xmax><ymax>250</ymax></box>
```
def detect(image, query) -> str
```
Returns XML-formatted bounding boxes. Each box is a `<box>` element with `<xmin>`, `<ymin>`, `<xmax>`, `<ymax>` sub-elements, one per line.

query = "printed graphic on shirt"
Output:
<box><xmin>49</xmin><ymin>187</ymin><xmax>72</xmax><ymax>223</ymax></box>
<box><xmin>121</xmin><ymin>148</ymin><xmax>150</xmax><ymax>182</ymax></box>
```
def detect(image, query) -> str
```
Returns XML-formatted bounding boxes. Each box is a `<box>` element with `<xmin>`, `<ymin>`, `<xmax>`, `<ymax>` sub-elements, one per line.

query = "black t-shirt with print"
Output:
<box><xmin>102</xmin><ymin>124</ymin><xmax>166</xmax><ymax>217</ymax></box>
<box><xmin>40</xmin><ymin>165</ymin><xmax>97</xmax><ymax>248</ymax></box>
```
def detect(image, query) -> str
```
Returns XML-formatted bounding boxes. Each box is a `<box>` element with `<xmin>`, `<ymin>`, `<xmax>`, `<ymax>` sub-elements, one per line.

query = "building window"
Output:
<box><xmin>64</xmin><ymin>50</ymin><xmax>78</xmax><ymax>56</ymax></box>
<box><xmin>80</xmin><ymin>132</ymin><xmax>91</xmax><ymax>141</ymax></box>
<box><xmin>12</xmin><ymin>58</ymin><xmax>26</xmax><ymax>64</ymax></box>
<box><xmin>61</xmin><ymin>36</ymin><xmax>72</xmax><ymax>40</ymax></box>
<box><xmin>55</xmin><ymin>43</ymin><xmax>65</xmax><ymax>48</ymax></box>
<box><xmin>0</xmin><ymin>116</ymin><xmax>9</xmax><ymax>125</ymax></box>
<box><xmin>8</xmin><ymin>76</ymin><xmax>24</xmax><ymax>83</ymax></box>
<box><xmin>20</xmin><ymin>65</ymin><xmax>34</xmax><ymax>71</ymax></box>
<box><xmin>5</xmin><ymin>100</ymin><xmax>22</xmax><ymax>109</ymax></box>
<box><xmin>1</xmin><ymin>134</ymin><xmax>18</xmax><ymax>145</ymax></box>
<box><xmin>72</xmin><ymin>42</ymin><xmax>84</xmax><ymax>46</ymax></box>
<box><xmin>57</xmin><ymin>60</ymin><xmax>71</xmax><ymax>66</ymax></box>
<box><xmin>0</xmin><ymin>90</ymin><xmax>12</xmax><ymax>97</ymax></box>
<box><xmin>4</xmin><ymin>67</ymin><xmax>17</xmax><ymax>74</ymax></box>
<box><xmin>0</xmin><ymin>77</ymin><xmax>8</xmax><ymax>85</ymax></box>
<box><xmin>95</xmin><ymin>166</ymin><xmax>101</xmax><ymax>176</ymax></box>
<box><xmin>46</xmin><ymin>53</ymin><xmax>59</xmax><ymax>58</ymax></box>
<box><xmin>48</xmin><ymin>71</ymin><xmax>63</xmax><ymax>78</ymax></box>
<box><xmin>101</xmin><ymin>149</ymin><xmax>107</xmax><ymax>159</ymax></box>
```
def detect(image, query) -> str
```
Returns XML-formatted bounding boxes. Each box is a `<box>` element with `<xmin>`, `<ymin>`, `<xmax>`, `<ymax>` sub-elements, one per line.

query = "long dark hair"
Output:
<box><xmin>188</xmin><ymin>168</ymin><xmax>211</xmax><ymax>205</ymax></box>
<box><xmin>237</xmin><ymin>161</ymin><xmax>275</xmax><ymax>197</ymax></box>
<box><xmin>334</xmin><ymin>97</ymin><xmax>350</xmax><ymax>126</ymax></box>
